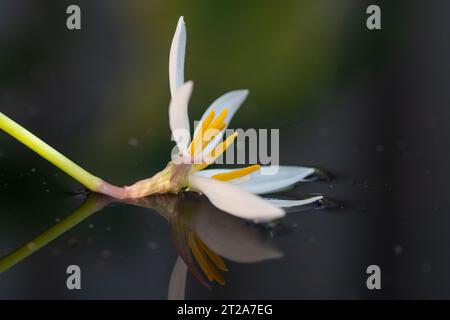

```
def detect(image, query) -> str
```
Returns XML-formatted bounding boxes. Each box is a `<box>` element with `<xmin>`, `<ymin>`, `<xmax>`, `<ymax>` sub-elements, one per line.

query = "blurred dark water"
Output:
<box><xmin>1</xmin><ymin>0</ymin><xmax>450</xmax><ymax>299</ymax></box>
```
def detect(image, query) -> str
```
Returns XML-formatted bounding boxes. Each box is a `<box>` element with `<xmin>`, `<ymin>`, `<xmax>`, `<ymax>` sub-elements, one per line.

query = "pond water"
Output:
<box><xmin>0</xmin><ymin>160</ymin><xmax>342</xmax><ymax>299</ymax></box>
<box><xmin>2</xmin><ymin>0</ymin><xmax>450</xmax><ymax>299</ymax></box>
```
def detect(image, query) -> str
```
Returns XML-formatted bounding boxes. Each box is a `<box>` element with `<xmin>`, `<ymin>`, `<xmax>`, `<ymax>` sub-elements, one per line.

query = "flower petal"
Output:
<box><xmin>188</xmin><ymin>175</ymin><xmax>284</xmax><ymax>222</ymax></box>
<box><xmin>169</xmin><ymin>81</ymin><xmax>193</xmax><ymax>155</ymax></box>
<box><xmin>199</xmin><ymin>90</ymin><xmax>249</xmax><ymax>127</ymax></box>
<box><xmin>168</xmin><ymin>256</ymin><xmax>187</xmax><ymax>300</ymax></box>
<box><xmin>195</xmin><ymin>90</ymin><xmax>249</xmax><ymax>155</ymax></box>
<box><xmin>194</xmin><ymin>165</ymin><xmax>316</xmax><ymax>194</ymax></box>
<box><xmin>265</xmin><ymin>195</ymin><xmax>323</xmax><ymax>208</ymax></box>
<box><xmin>192</xmin><ymin>201</ymin><xmax>284</xmax><ymax>263</ymax></box>
<box><xmin>169</xmin><ymin>17</ymin><xmax>186</xmax><ymax>97</ymax></box>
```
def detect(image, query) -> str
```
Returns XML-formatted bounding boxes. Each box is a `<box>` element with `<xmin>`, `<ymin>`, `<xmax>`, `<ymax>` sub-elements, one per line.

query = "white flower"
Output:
<box><xmin>111</xmin><ymin>16</ymin><xmax>324</xmax><ymax>222</ymax></box>
<box><xmin>163</xmin><ymin>17</ymin><xmax>323</xmax><ymax>220</ymax></box>
<box><xmin>0</xmin><ymin>16</ymin><xmax>324</xmax><ymax>224</ymax></box>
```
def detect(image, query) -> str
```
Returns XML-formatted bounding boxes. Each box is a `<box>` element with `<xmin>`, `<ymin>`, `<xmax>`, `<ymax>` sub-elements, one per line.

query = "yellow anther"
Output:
<box><xmin>188</xmin><ymin>109</ymin><xmax>229</xmax><ymax>156</ymax></box>
<box><xmin>194</xmin><ymin>131</ymin><xmax>238</xmax><ymax>171</ymax></box>
<box><xmin>189</xmin><ymin>233</ymin><xmax>226</xmax><ymax>285</ymax></box>
<box><xmin>211</xmin><ymin>164</ymin><xmax>261</xmax><ymax>182</ymax></box>
<box><xmin>196</xmin><ymin>234</ymin><xmax>228</xmax><ymax>272</ymax></box>
<box><xmin>189</xmin><ymin>110</ymin><xmax>215</xmax><ymax>156</ymax></box>
<box><xmin>199</xmin><ymin>109</ymin><xmax>229</xmax><ymax>151</ymax></box>
<box><xmin>209</xmin><ymin>108</ymin><xmax>228</xmax><ymax>131</ymax></box>
<box><xmin>217</xmin><ymin>121</ymin><xmax>227</xmax><ymax>132</ymax></box>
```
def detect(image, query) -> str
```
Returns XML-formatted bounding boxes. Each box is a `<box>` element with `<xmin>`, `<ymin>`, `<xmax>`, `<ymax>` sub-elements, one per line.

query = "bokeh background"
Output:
<box><xmin>1</xmin><ymin>0</ymin><xmax>450</xmax><ymax>299</ymax></box>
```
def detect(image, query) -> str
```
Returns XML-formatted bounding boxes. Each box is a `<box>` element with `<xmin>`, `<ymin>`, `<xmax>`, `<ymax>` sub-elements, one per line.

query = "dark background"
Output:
<box><xmin>1</xmin><ymin>0</ymin><xmax>450</xmax><ymax>299</ymax></box>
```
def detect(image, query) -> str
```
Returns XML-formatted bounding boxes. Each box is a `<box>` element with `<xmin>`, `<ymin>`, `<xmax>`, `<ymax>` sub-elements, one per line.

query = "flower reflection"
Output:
<box><xmin>165</xmin><ymin>194</ymin><xmax>284</xmax><ymax>299</ymax></box>
<box><xmin>0</xmin><ymin>192</ymin><xmax>283</xmax><ymax>299</ymax></box>
<box><xmin>125</xmin><ymin>193</ymin><xmax>283</xmax><ymax>294</ymax></box>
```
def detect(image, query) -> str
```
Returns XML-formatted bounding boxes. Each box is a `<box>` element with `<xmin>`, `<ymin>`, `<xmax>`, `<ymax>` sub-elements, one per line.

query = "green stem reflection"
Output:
<box><xmin>0</xmin><ymin>194</ymin><xmax>112</xmax><ymax>274</ymax></box>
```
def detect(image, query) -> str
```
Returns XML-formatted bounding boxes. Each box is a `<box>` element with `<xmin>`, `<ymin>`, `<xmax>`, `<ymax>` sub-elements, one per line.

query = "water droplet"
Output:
<box><xmin>128</xmin><ymin>138</ymin><xmax>139</xmax><ymax>147</ymax></box>
<box><xmin>30</xmin><ymin>168</ymin><xmax>36</xmax><ymax>173</ymax></box>
<box><xmin>88</xmin><ymin>223</ymin><xmax>94</xmax><ymax>229</ymax></box>
<box><xmin>147</xmin><ymin>242</ymin><xmax>158</xmax><ymax>250</ymax></box>
<box><xmin>51</xmin><ymin>247</ymin><xmax>61</xmax><ymax>256</ymax></box>
<box><xmin>100</xmin><ymin>250</ymin><xmax>112</xmax><ymax>259</ymax></box>
<box><xmin>27</xmin><ymin>242</ymin><xmax>36</xmax><ymax>251</ymax></box>
<box><xmin>67</xmin><ymin>238</ymin><xmax>80</xmax><ymax>246</ymax></box>
<box><xmin>394</xmin><ymin>245</ymin><xmax>403</xmax><ymax>255</ymax></box>
<box><xmin>421</xmin><ymin>263</ymin><xmax>432</xmax><ymax>273</ymax></box>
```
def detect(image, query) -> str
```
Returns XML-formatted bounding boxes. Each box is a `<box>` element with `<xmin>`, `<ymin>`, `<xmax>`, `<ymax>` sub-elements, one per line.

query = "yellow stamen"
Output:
<box><xmin>199</xmin><ymin>109</ymin><xmax>228</xmax><ymax>151</ymax></box>
<box><xmin>196</xmin><ymin>235</ymin><xmax>228</xmax><ymax>272</ymax></box>
<box><xmin>193</xmin><ymin>131</ymin><xmax>238</xmax><ymax>171</ymax></box>
<box><xmin>188</xmin><ymin>109</ymin><xmax>229</xmax><ymax>157</ymax></box>
<box><xmin>189</xmin><ymin>110</ymin><xmax>215</xmax><ymax>156</ymax></box>
<box><xmin>209</xmin><ymin>108</ymin><xmax>228</xmax><ymax>132</ymax></box>
<box><xmin>211</xmin><ymin>164</ymin><xmax>261</xmax><ymax>182</ymax></box>
<box><xmin>189</xmin><ymin>233</ymin><xmax>225</xmax><ymax>285</ymax></box>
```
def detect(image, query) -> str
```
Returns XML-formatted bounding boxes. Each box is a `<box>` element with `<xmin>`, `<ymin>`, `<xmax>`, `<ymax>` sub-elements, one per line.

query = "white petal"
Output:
<box><xmin>169</xmin><ymin>81</ymin><xmax>193</xmax><ymax>155</ymax></box>
<box><xmin>167</xmin><ymin>256</ymin><xmax>187</xmax><ymax>300</ymax></box>
<box><xmin>192</xmin><ymin>203</ymin><xmax>283</xmax><ymax>263</ymax></box>
<box><xmin>194</xmin><ymin>90</ymin><xmax>249</xmax><ymax>155</ymax></box>
<box><xmin>189</xmin><ymin>175</ymin><xmax>284</xmax><ymax>222</ymax></box>
<box><xmin>199</xmin><ymin>90</ymin><xmax>248</xmax><ymax>127</ymax></box>
<box><xmin>194</xmin><ymin>165</ymin><xmax>316</xmax><ymax>194</ymax></box>
<box><xmin>169</xmin><ymin>17</ymin><xmax>187</xmax><ymax>97</ymax></box>
<box><xmin>265</xmin><ymin>196</ymin><xmax>323</xmax><ymax>208</ymax></box>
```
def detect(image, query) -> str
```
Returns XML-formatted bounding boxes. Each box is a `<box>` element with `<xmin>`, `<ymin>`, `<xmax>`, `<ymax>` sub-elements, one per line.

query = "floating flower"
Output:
<box><xmin>0</xmin><ymin>16</ymin><xmax>325</xmax><ymax>223</ymax></box>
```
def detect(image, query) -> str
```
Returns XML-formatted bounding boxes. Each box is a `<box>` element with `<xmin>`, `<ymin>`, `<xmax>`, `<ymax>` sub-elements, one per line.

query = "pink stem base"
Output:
<box><xmin>97</xmin><ymin>181</ymin><xmax>128</xmax><ymax>199</ymax></box>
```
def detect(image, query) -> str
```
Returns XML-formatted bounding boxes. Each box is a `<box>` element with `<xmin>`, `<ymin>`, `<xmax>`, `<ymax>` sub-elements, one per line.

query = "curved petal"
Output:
<box><xmin>188</xmin><ymin>175</ymin><xmax>284</xmax><ymax>222</ymax></box>
<box><xmin>194</xmin><ymin>165</ymin><xmax>316</xmax><ymax>194</ymax></box>
<box><xmin>195</xmin><ymin>90</ymin><xmax>249</xmax><ymax>155</ymax></box>
<box><xmin>168</xmin><ymin>256</ymin><xmax>187</xmax><ymax>300</ymax></box>
<box><xmin>169</xmin><ymin>17</ymin><xmax>186</xmax><ymax>97</ymax></box>
<box><xmin>169</xmin><ymin>81</ymin><xmax>193</xmax><ymax>155</ymax></box>
<box><xmin>265</xmin><ymin>195</ymin><xmax>323</xmax><ymax>208</ymax></box>
<box><xmin>192</xmin><ymin>202</ymin><xmax>283</xmax><ymax>263</ymax></box>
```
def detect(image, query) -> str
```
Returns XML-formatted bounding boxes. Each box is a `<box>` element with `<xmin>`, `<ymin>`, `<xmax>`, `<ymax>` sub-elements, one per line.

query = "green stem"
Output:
<box><xmin>0</xmin><ymin>112</ymin><xmax>105</xmax><ymax>192</ymax></box>
<box><xmin>0</xmin><ymin>194</ymin><xmax>111</xmax><ymax>274</ymax></box>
